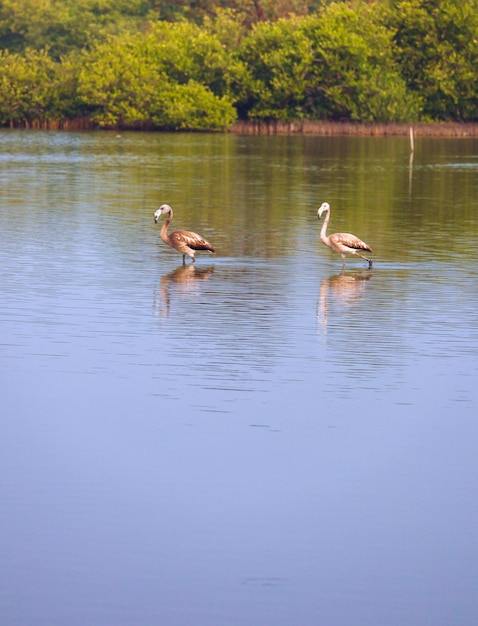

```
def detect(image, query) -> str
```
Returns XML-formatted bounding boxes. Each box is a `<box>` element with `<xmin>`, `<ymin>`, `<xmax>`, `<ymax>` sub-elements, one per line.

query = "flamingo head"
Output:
<box><xmin>154</xmin><ymin>204</ymin><xmax>172</xmax><ymax>223</ymax></box>
<box><xmin>318</xmin><ymin>202</ymin><xmax>330</xmax><ymax>219</ymax></box>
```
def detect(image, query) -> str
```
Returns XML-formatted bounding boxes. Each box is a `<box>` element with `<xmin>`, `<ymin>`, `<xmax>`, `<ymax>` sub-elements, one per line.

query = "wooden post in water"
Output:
<box><xmin>409</xmin><ymin>127</ymin><xmax>414</xmax><ymax>196</ymax></box>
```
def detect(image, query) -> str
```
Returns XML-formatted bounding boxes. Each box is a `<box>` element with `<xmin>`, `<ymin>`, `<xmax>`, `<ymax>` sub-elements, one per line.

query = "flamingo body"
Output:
<box><xmin>154</xmin><ymin>204</ymin><xmax>215</xmax><ymax>264</ymax></box>
<box><xmin>317</xmin><ymin>202</ymin><xmax>373</xmax><ymax>268</ymax></box>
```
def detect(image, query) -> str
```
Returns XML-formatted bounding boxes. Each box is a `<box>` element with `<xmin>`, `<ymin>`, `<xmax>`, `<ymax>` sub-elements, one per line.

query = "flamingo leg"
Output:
<box><xmin>356</xmin><ymin>253</ymin><xmax>373</xmax><ymax>268</ymax></box>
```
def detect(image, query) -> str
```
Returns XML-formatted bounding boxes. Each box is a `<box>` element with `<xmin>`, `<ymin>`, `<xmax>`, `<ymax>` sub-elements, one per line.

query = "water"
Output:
<box><xmin>1</xmin><ymin>130</ymin><xmax>477</xmax><ymax>626</ymax></box>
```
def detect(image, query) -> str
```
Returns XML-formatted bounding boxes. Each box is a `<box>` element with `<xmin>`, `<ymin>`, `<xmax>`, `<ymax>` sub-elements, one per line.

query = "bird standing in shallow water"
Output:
<box><xmin>154</xmin><ymin>204</ymin><xmax>215</xmax><ymax>264</ymax></box>
<box><xmin>317</xmin><ymin>202</ymin><xmax>373</xmax><ymax>269</ymax></box>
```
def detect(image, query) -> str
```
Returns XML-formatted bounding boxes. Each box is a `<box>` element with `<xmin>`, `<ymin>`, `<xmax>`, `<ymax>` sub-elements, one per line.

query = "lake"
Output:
<box><xmin>1</xmin><ymin>130</ymin><xmax>477</xmax><ymax>626</ymax></box>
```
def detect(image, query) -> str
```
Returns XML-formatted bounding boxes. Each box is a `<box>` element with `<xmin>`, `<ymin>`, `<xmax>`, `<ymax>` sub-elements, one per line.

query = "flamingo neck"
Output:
<box><xmin>320</xmin><ymin>209</ymin><xmax>330</xmax><ymax>243</ymax></box>
<box><xmin>160</xmin><ymin>210</ymin><xmax>173</xmax><ymax>246</ymax></box>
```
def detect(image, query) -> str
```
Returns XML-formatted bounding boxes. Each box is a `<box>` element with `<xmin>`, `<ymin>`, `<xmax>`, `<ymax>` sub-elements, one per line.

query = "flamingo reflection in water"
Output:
<box><xmin>154</xmin><ymin>264</ymin><xmax>215</xmax><ymax>317</ymax></box>
<box><xmin>317</xmin><ymin>270</ymin><xmax>373</xmax><ymax>332</ymax></box>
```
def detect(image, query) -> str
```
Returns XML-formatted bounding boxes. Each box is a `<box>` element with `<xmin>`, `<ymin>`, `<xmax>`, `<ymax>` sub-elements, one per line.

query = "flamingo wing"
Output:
<box><xmin>329</xmin><ymin>232</ymin><xmax>373</xmax><ymax>253</ymax></box>
<box><xmin>170</xmin><ymin>230</ymin><xmax>215</xmax><ymax>253</ymax></box>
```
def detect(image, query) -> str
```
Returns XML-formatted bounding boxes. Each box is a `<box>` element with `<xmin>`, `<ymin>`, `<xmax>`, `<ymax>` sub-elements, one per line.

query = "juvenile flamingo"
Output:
<box><xmin>154</xmin><ymin>204</ymin><xmax>215</xmax><ymax>264</ymax></box>
<box><xmin>317</xmin><ymin>202</ymin><xmax>373</xmax><ymax>268</ymax></box>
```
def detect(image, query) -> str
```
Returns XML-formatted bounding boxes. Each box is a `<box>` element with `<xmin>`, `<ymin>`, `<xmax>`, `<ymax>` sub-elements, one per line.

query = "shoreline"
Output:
<box><xmin>3</xmin><ymin>118</ymin><xmax>478</xmax><ymax>137</ymax></box>
<box><xmin>229</xmin><ymin>120</ymin><xmax>478</xmax><ymax>137</ymax></box>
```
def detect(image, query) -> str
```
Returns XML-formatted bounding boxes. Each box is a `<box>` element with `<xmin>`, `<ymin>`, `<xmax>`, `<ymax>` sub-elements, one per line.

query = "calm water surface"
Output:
<box><xmin>1</xmin><ymin>130</ymin><xmax>477</xmax><ymax>626</ymax></box>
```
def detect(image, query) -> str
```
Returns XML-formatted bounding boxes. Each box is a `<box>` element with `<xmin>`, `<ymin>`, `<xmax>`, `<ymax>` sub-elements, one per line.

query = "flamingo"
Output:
<box><xmin>317</xmin><ymin>202</ymin><xmax>373</xmax><ymax>268</ymax></box>
<box><xmin>154</xmin><ymin>204</ymin><xmax>215</xmax><ymax>264</ymax></box>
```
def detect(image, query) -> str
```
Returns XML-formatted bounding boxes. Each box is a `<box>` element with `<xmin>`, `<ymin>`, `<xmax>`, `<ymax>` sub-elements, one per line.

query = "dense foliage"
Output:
<box><xmin>0</xmin><ymin>0</ymin><xmax>476</xmax><ymax>129</ymax></box>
